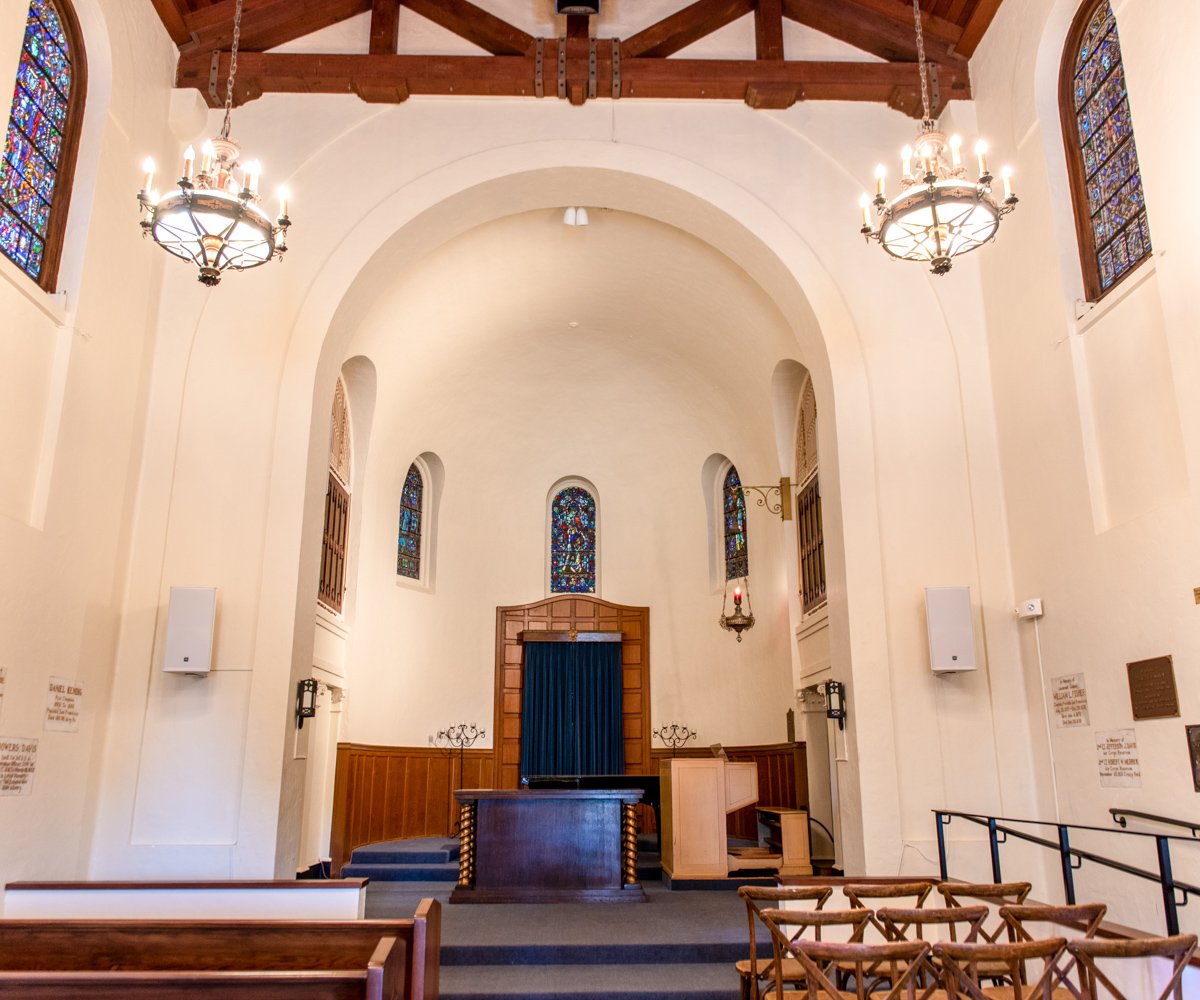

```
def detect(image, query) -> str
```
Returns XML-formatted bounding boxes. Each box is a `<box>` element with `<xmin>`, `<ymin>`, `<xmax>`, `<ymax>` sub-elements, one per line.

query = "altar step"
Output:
<box><xmin>340</xmin><ymin>837</ymin><xmax>460</xmax><ymax>882</ymax></box>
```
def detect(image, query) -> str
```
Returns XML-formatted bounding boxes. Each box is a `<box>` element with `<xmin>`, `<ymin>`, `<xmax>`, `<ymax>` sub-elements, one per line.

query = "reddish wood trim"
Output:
<box><xmin>369</xmin><ymin>0</ymin><xmax>400</xmax><ymax>55</ymax></box>
<box><xmin>32</xmin><ymin>0</ymin><xmax>87</xmax><ymax>293</ymax></box>
<box><xmin>4</xmin><ymin>880</ymin><xmax>366</xmax><ymax>891</ymax></box>
<box><xmin>781</xmin><ymin>0</ymin><xmax>965</xmax><ymax>66</ymax></box>
<box><xmin>181</xmin><ymin>0</ymin><xmax>372</xmax><ymax>54</ymax></box>
<box><xmin>955</xmin><ymin>0</ymin><xmax>1003</xmax><ymax>57</ymax></box>
<box><xmin>178</xmin><ymin>49</ymin><xmax>970</xmax><ymax>115</ymax></box>
<box><xmin>623</xmin><ymin>0</ymin><xmax>755</xmax><ymax>59</ymax></box>
<box><xmin>401</xmin><ymin>0</ymin><xmax>534</xmax><ymax>56</ymax></box>
<box><xmin>755</xmin><ymin>0</ymin><xmax>784</xmax><ymax>61</ymax></box>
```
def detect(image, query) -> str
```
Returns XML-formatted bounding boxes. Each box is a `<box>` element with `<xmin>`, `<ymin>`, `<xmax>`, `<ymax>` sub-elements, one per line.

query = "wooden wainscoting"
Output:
<box><xmin>329</xmin><ymin>743</ymin><xmax>494</xmax><ymax>875</ymax></box>
<box><xmin>650</xmin><ymin>741</ymin><xmax>807</xmax><ymax>840</ymax></box>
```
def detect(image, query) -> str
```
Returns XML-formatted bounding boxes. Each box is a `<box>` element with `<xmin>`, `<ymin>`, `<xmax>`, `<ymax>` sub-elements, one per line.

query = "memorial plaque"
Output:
<box><xmin>1096</xmin><ymin>729</ymin><xmax>1141</xmax><ymax>788</ymax></box>
<box><xmin>1187</xmin><ymin>726</ymin><xmax>1200</xmax><ymax>793</ymax></box>
<box><xmin>1126</xmin><ymin>655</ymin><xmax>1180</xmax><ymax>721</ymax></box>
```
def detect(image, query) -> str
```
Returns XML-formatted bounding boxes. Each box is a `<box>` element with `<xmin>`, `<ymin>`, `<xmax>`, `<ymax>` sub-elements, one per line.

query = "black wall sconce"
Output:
<box><xmin>824</xmin><ymin>679</ymin><xmax>846</xmax><ymax>730</ymax></box>
<box><xmin>296</xmin><ymin>678</ymin><xmax>318</xmax><ymax>729</ymax></box>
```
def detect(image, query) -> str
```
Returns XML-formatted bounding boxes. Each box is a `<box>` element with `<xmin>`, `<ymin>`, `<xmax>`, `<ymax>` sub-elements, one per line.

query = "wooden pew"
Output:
<box><xmin>0</xmin><ymin>898</ymin><xmax>440</xmax><ymax>1000</ymax></box>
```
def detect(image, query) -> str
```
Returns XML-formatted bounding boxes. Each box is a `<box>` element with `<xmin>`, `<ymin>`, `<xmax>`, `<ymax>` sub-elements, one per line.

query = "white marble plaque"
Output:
<box><xmin>44</xmin><ymin>676</ymin><xmax>82</xmax><ymax>733</ymax></box>
<box><xmin>1096</xmin><ymin>728</ymin><xmax>1142</xmax><ymax>788</ymax></box>
<box><xmin>0</xmin><ymin>736</ymin><xmax>37</xmax><ymax>796</ymax></box>
<box><xmin>1051</xmin><ymin>673</ymin><xmax>1090</xmax><ymax>728</ymax></box>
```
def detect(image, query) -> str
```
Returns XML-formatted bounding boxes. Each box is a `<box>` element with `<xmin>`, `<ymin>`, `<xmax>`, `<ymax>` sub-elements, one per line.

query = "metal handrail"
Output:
<box><xmin>934</xmin><ymin>808</ymin><xmax>1200</xmax><ymax>935</ymax></box>
<box><xmin>1111</xmin><ymin>808</ymin><xmax>1200</xmax><ymax>839</ymax></box>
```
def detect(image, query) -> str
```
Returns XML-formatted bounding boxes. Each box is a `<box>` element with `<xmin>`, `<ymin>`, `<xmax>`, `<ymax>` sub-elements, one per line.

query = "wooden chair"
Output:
<box><xmin>878</xmin><ymin>905</ymin><xmax>989</xmax><ymax>945</ymax></box>
<box><xmin>1067</xmin><ymin>934</ymin><xmax>1197</xmax><ymax>1000</ymax></box>
<box><xmin>756</xmin><ymin>908</ymin><xmax>873</xmax><ymax>1000</ymax></box>
<box><xmin>934</xmin><ymin>883</ymin><xmax>1033</xmax><ymax>986</ymax></box>
<box><xmin>1000</xmin><ymin>903</ymin><xmax>1106</xmax><ymax>992</ymax></box>
<box><xmin>935</xmin><ymin>937</ymin><xmax>1072</xmax><ymax>999</ymax></box>
<box><xmin>735</xmin><ymin>885</ymin><xmax>833</xmax><ymax>1000</ymax></box>
<box><xmin>843</xmin><ymin>882</ymin><xmax>935</xmax><ymax>950</ymax></box>
<box><xmin>768</xmin><ymin>937</ymin><xmax>945</xmax><ymax>1000</ymax></box>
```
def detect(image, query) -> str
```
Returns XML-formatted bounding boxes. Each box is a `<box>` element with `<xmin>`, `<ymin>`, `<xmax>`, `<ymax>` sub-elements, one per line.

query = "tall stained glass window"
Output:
<box><xmin>723</xmin><ymin>465</ymin><xmax>748</xmax><ymax>581</ymax></box>
<box><xmin>397</xmin><ymin>463</ymin><xmax>423</xmax><ymax>580</ymax></box>
<box><xmin>1061</xmin><ymin>0</ymin><xmax>1151</xmax><ymax>300</ymax></box>
<box><xmin>550</xmin><ymin>486</ymin><xmax>596</xmax><ymax>594</ymax></box>
<box><xmin>1</xmin><ymin>0</ymin><xmax>85</xmax><ymax>288</ymax></box>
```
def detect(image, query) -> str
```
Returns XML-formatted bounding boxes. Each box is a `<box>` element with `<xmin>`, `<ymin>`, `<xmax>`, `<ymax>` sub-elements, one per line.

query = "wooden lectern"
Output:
<box><xmin>659</xmin><ymin>758</ymin><xmax>760</xmax><ymax>878</ymax></box>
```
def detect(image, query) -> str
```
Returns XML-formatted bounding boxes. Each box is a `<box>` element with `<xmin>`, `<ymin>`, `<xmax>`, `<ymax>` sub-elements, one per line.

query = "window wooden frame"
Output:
<box><xmin>3</xmin><ymin>0</ymin><xmax>88</xmax><ymax>292</ymax></box>
<box><xmin>1058</xmin><ymin>0</ymin><xmax>1150</xmax><ymax>303</ymax></box>
<box><xmin>319</xmin><ymin>470</ymin><xmax>350</xmax><ymax>614</ymax></box>
<box><xmin>796</xmin><ymin>473</ymin><xmax>826</xmax><ymax>615</ymax></box>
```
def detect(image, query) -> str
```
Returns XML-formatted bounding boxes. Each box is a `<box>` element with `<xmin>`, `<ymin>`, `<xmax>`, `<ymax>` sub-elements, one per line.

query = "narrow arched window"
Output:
<box><xmin>1060</xmin><ymin>0</ymin><xmax>1151</xmax><ymax>300</ymax></box>
<box><xmin>550</xmin><ymin>485</ymin><xmax>596</xmax><ymax>594</ymax></box>
<box><xmin>723</xmin><ymin>465</ymin><xmax>748</xmax><ymax>581</ymax></box>
<box><xmin>1</xmin><ymin>0</ymin><xmax>86</xmax><ymax>289</ymax></box>
<box><xmin>397</xmin><ymin>463</ymin><xmax>424</xmax><ymax>580</ymax></box>
<box><xmin>318</xmin><ymin>380</ymin><xmax>351</xmax><ymax>613</ymax></box>
<box><xmin>794</xmin><ymin>382</ymin><xmax>826</xmax><ymax>614</ymax></box>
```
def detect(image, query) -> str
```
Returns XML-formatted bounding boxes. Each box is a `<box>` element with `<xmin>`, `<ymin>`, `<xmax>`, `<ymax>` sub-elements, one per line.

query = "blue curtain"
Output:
<box><xmin>520</xmin><ymin>641</ymin><xmax>623</xmax><ymax>777</ymax></box>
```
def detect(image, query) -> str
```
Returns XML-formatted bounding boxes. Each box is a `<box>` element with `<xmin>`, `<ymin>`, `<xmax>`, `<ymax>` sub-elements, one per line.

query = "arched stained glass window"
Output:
<box><xmin>550</xmin><ymin>486</ymin><xmax>596</xmax><ymax>594</ymax></box>
<box><xmin>1</xmin><ymin>0</ymin><xmax>85</xmax><ymax>288</ymax></box>
<box><xmin>397</xmin><ymin>463</ymin><xmax>423</xmax><ymax>580</ymax></box>
<box><xmin>723</xmin><ymin>465</ymin><xmax>748</xmax><ymax>581</ymax></box>
<box><xmin>1061</xmin><ymin>0</ymin><xmax>1151</xmax><ymax>300</ymax></box>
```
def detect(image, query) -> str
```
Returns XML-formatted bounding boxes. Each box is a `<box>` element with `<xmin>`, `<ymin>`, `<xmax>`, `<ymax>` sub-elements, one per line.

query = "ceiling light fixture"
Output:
<box><xmin>137</xmin><ymin>0</ymin><xmax>291</xmax><ymax>286</ymax></box>
<box><xmin>562</xmin><ymin>206</ymin><xmax>589</xmax><ymax>226</ymax></box>
<box><xmin>859</xmin><ymin>0</ymin><xmax>1016</xmax><ymax>275</ymax></box>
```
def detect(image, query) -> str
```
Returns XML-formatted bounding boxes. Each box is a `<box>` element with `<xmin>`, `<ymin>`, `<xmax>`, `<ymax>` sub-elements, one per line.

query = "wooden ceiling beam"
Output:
<box><xmin>781</xmin><ymin>0</ymin><xmax>964</xmax><ymax>65</ymax></box>
<box><xmin>622</xmin><ymin>0</ymin><xmax>755</xmax><ymax>59</ymax></box>
<box><xmin>181</xmin><ymin>0</ymin><xmax>371</xmax><ymax>54</ymax></box>
<box><xmin>755</xmin><ymin>0</ymin><xmax>784</xmax><ymax>61</ymax></box>
<box><xmin>177</xmin><ymin>48</ymin><xmax>970</xmax><ymax>116</ymax></box>
<box><xmin>956</xmin><ymin>0</ymin><xmax>1003</xmax><ymax>57</ymax></box>
<box><xmin>400</xmin><ymin>0</ymin><xmax>534</xmax><ymax>56</ymax></box>
<box><xmin>150</xmin><ymin>0</ymin><xmax>193</xmax><ymax>46</ymax></box>
<box><xmin>369</xmin><ymin>0</ymin><xmax>400</xmax><ymax>55</ymax></box>
<box><xmin>836</xmin><ymin>0</ymin><xmax>963</xmax><ymax>48</ymax></box>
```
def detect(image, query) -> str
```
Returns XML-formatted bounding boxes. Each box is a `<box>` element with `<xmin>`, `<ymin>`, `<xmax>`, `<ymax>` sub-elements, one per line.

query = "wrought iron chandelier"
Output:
<box><xmin>137</xmin><ymin>0</ymin><xmax>290</xmax><ymax>286</ymax></box>
<box><xmin>859</xmin><ymin>0</ymin><xmax>1016</xmax><ymax>275</ymax></box>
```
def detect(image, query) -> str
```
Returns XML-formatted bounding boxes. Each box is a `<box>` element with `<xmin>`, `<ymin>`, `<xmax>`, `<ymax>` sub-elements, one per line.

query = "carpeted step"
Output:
<box><xmin>347</xmin><ymin>838</ymin><xmax>459</xmax><ymax>865</ymax></box>
<box><xmin>341</xmin><ymin>861</ymin><xmax>460</xmax><ymax>881</ymax></box>
<box><xmin>440</xmin><ymin>961</ymin><xmax>738</xmax><ymax>999</ymax></box>
<box><xmin>442</xmin><ymin>940</ymin><xmax>760</xmax><ymax>967</ymax></box>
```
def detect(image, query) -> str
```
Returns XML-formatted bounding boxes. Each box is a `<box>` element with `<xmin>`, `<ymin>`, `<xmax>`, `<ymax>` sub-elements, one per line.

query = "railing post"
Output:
<box><xmin>1156</xmin><ymin>836</ymin><xmax>1179</xmax><ymax>936</ymax></box>
<box><xmin>987</xmin><ymin>817</ymin><xmax>1002</xmax><ymax>883</ymax></box>
<box><xmin>1057</xmin><ymin>825</ymin><xmax>1076</xmax><ymax>904</ymax></box>
<box><xmin>936</xmin><ymin>812</ymin><xmax>948</xmax><ymax>881</ymax></box>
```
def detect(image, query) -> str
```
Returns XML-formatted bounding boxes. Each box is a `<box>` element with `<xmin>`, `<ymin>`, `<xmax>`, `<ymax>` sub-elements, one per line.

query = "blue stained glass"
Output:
<box><xmin>397</xmin><ymin>464</ymin><xmax>424</xmax><ymax>580</ymax></box>
<box><xmin>722</xmin><ymin>466</ymin><xmax>748</xmax><ymax>581</ymax></box>
<box><xmin>550</xmin><ymin>486</ymin><xmax>596</xmax><ymax>594</ymax></box>
<box><xmin>1068</xmin><ymin>1</ymin><xmax>1150</xmax><ymax>296</ymax></box>
<box><xmin>1</xmin><ymin>0</ymin><xmax>74</xmax><ymax>281</ymax></box>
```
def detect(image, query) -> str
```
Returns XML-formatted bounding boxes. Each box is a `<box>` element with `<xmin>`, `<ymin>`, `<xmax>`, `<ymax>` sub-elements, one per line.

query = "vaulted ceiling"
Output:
<box><xmin>150</xmin><ymin>0</ymin><xmax>1003</xmax><ymax>116</ymax></box>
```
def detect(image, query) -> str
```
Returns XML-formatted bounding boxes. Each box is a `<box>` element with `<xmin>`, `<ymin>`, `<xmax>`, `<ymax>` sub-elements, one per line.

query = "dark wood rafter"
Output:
<box><xmin>159</xmin><ymin>0</ymin><xmax>990</xmax><ymax>118</ymax></box>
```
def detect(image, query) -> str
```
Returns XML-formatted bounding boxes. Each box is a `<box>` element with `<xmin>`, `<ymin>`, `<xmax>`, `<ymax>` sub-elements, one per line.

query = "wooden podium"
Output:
<box><xmin>659</xmin><ymin>758</ymin><xmax>759</xmax><ymax>878</ymax></box>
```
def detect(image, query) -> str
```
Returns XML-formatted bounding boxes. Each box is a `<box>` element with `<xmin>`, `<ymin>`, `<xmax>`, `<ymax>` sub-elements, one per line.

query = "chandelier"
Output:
<box><xmin>859</xmin><ymin>0</ymin><xmax>1016</xmax><ymax>275</ymax></box>
<box><xmin>137</xmin><ymin>0</ymin><xmax>290</xmax><ymax>285</ymax></box>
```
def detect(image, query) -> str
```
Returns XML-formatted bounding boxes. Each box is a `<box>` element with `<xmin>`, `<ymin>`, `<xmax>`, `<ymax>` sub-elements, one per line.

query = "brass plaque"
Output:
<box><xmin>1127</xmin><ymin>656</ymin><xmax>1180</xmax><ymax>721</ymax></box>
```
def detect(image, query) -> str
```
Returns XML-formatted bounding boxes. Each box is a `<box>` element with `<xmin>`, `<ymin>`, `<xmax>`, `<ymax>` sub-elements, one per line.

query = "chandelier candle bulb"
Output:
<box><xmin>1001</xmin><ymin>167</ymin><xmax>1014</xmax><ymax>201</ymax></box>
<box><xmin>278</xmin><ymin>188</ymin><xmax>289</xmax><ymax>221</ymax></box>
<box><xmin>182</xmin><ymin>146</ymin><xmax>194</xmax><ymax>181</ymax></box>
<box><xmin>949</xmin><ymin>134</ymin><xmax>962</xmax><ymax>168</ymax></box>
<box><xmin>901</xmin><ymin>145</ymin><xmax>913</xmax><ymax>179</ymax></box>
<box><xmin>860</xmin><ymin>194</ymin><xmax>872</xmax><ymax>231</ymax></box>
<box><xmin>975</xmin><ymin>140</ymin><xmax>989</xmax><ymax>179</ymax></box>
<box><xmin>200</xmin><ymin>140</ymin><xmax>214</xmax><ymax>176</ymax></box>
<box><xmin>875</xmin><ymin>164</ymin><xmax>886</xmax><ymax>198</ymax></box>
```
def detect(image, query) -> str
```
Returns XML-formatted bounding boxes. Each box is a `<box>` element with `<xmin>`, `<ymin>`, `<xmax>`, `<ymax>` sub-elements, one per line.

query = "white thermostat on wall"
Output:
<box><xmin>163</xmin><ymin>586</ymin><xmax>217</xmax><ymax>674</ymax></box>
<box><xmin>925</xmin><ymin>586</ymin><xmax>976</xmax><ymax>674</ymax></box>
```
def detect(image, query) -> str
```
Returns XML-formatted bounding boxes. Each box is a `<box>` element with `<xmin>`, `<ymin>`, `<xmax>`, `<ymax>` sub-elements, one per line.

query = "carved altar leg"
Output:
<box><xmin>457</xmin><ymin>800</ymin><xmax>477</xmax><ymax>887</ymax></box>
<box><xmin>622</xmin><ymin>802</ymin><xmax>638</xmax><ymax>884</ymax></box>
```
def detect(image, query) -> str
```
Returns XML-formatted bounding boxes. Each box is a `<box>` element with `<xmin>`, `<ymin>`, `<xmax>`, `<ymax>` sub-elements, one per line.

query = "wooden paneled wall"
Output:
<box><xmin>329</xmin><ymin>739</ymin><xmax>805</xmax><ymax>871</ymax></box>
<box><xmin>329</xmin><ymin>743</ymin><xmax>494</xmax><ymax>874</ymax></box>
<box><xmin>494</xmin><ymin>596</ymin><xmax>651</xmax><ymax>789</ymax></box>
<box><xmin>651</xmin><ymin>741</ymin><xmax>808</xmax><ymax>840</ymax></box>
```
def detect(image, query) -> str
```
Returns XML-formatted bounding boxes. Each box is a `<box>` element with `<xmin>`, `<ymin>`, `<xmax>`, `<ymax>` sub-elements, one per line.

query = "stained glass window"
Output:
<box><xmin>723</xmin><ymin>466</ymin><xmax>748</xmax><ymax>581</ymax></box>
<box><xmin>1</xmin><ymin>0</ymin><xmax>82</xmax><ymax>285</ymax></box>
<box><xmin>1063</xmin><ymin>0</ymin><xmax>1151</xmax><ymax>299</ymax></box>
<box><xmin>550</xmin><ymin>486</ymin><xmax>596</xmax><ymax>594</ymax></box>
<box><xmin>397</xmin><ymin>463</ymin><xmax>423</xmax><ymax>580</ymax></box>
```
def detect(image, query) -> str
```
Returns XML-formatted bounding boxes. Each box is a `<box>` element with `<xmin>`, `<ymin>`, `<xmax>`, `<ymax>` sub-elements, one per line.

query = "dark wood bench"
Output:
<box><xmin>0</xmin><ymin>898</ymin><xmax>440</xmax><ymax>1000</ymax></box>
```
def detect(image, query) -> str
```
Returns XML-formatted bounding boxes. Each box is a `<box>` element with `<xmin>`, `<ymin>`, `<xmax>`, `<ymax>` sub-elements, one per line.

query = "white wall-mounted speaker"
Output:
<box><xmin>924</xmin><ymin>586</ymin><xmax>976</xmax><ymax>674</ymax></box>
<box><xmin>163</xmin><ymin>586</ymin><xmax>217</xmax><ymax>674</ymax></box>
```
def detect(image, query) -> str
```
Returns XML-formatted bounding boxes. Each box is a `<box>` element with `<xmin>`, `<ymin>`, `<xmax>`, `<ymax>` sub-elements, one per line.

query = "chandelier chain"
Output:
<box><xmin>912</xmin><ymin>0</ymin><xmax>933</xmax><ymax>126</ymax></box>
<box><xmin>220</xmin><ymin>0</ymin><xmax>244</xmax><ymax>140</ymax></box>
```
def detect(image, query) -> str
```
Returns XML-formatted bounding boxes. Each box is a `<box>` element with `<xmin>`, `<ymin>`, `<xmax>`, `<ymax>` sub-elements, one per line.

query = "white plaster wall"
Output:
<box><xmin>0</xmin><ymin>0</ymin><xmax>177</xmax><ymax>889</ymax></box>
<box><xmin>972</xmin><ymin>0</ymin><xmax>1200</xmax><ymax>933</ymax></box>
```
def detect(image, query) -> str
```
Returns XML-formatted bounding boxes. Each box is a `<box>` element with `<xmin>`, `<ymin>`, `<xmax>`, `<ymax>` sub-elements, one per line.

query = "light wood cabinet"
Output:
<box><xmin>659</xmin><ymin>758</ymin><xmax>758</xmax><ymax>878</ymax></box>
